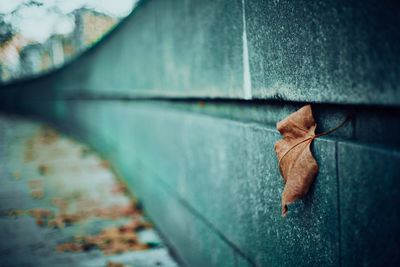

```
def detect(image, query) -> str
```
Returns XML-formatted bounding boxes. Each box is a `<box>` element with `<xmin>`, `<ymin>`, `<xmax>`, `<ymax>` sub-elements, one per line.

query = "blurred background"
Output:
<box><xmin>0</xmin><ymin>0</ymin><xmax>137</xmax><ymax>82</ymax></box>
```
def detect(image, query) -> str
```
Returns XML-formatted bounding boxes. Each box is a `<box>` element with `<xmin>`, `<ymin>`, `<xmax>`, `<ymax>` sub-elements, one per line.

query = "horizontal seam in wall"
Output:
<box><xmin>336</xmin><ymin>140</ymin><xmax>400</xmax><ymax>157</ymax></box>
<box><xmin>134</xmin><ymin>155</ymin><xmax>256</xmax><ymax>267</ymax></box>
<box><xmin>64</xmin><ymin>98</ymin><xmax>400</xmax><ymax>153</ymax></box>
<box><xmin>11</xmin><ymin>98</ymin><xmax>400</xmax><ymax>154</ymax></box>
<box><xmin>60</xmin><ymin>93</ymin><xmax>400</xmax><ymax>109</ymax></box>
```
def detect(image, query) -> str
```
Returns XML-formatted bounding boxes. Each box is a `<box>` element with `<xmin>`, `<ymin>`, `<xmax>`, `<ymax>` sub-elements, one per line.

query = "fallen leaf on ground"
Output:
<box><xmin>24</xmin><ymin>139</ymin><xmax>35</xmax><ymax>162</ymax></box>
<box><xmin>52</xmin><ymin>198</ymin><xmax>68</xmax><ymax>213</ymax></box>
<box><xmin>57</xmin><ymin>219</ymin><xmax>151</xmax><ymax>254</ymax></box>
<box><xmin>48</xmin><ymin>213</ymin><xmax>81</xmax><ymax>228</ymax></box>
<box><xmin>31</xmin><ymin>189</ymin><xmax>44</xmax><ymax>199</ymax></box>
<box><xmin>107</xmin><ymin>261</ymin><xmax>128</xmax><ymax>267</ymax></box>
<box><xmin>28</xmin><ymin>179</ymin><xmax>43</xmax><ymax>189</ymax></box>
<box><xmin>57</xmin><ymin>242</ymin><xmax>82</xmax><ymax>252</ymax></box>
<box><xmin>28</xmin><ymin>179</ymin><xmax>45</xmax><ymax>199</ymax></box>
<box><xmin>92</xmin><ymin>203</ymin><xmax>142</xmax><ymax>219</ymax></box>
<box><xmin>111</xmin><ymin>182</ymin><xmax>128</xmax><ymax>194</ymax></box>
<box><xmin>29</xmin><ymin>208</ymin><xmax>53</xmax><ymax>219</ymax></box>
<box><xmin>38</xmin><ymin>164</ymin><xmax>49</xmax><ymax>175</ymax></box>
<box><xmin>39</xmin><ymin>126</ymin><xmax>59</xmax><ymax>144</ymax></box>
<box><xmin>29</xmin><ymin>208</ymin><xmax>54</xmax><ymax>226</ymax></box>
<box><xmin>8</xmin><ymin>198</ymin><xmax>145</xmax><ymax>228</ymax></box>
<box><xmin>100</xmin><ymin>160</ymin><xmax>111</xmax><ymax>169</ymax></box>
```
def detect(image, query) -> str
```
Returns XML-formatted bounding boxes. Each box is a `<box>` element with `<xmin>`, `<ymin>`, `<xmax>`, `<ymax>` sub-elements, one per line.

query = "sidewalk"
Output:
<box><xmin>0</xmin><ymin>115</ymin><xmax>179</xmax><ymax>267</ymax></box>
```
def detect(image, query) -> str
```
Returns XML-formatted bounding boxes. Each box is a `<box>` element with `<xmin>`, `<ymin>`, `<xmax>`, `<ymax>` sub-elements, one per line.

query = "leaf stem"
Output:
<box><xmin>278</xmin><ymin>115</ymin><xmax>351</xmax><ymax>165</ymax></box>
<box><xmin>315</xmin><ymin>115</ymin><xmax>352</xmax><ymax>138</ymax></box>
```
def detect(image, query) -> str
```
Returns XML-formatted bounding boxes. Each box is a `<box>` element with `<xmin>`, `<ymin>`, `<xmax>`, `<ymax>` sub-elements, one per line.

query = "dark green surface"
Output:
<box><xmin>124</xmin><ymin>161</ymin><xmax>239</xmax><ymax>267</ymax></box>
<box><xmin>1</xmin><ymin>0</ymin><xmax>400</xmax><ymax>266</ymax></box>
<box><xmin>338</xmin><ymin>143</ymin><xmax>400</xmax><ymax>267</ymax></box>
<box><xmin>3</xmin><ymin>0</ymin><xmax>400</xmax><ymax>105</ymax></box>
<box><xmin>78</xmin><ymin>102</ymin><xmax>340</xmax><ymax>267</ymax></box>
<box><xmin>1</xmin><ymin>96</ymin><xmax>400</xmax><ymax>266</ymax></box>
<box><xmin>246</xmin><ymin>0</ymin><xmax>400</xmax><ymax>105</ymax></box>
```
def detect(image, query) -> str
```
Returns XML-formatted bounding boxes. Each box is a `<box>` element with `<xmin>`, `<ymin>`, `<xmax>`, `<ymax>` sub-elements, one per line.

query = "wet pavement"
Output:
<box><xmin>0</xmin><ymin>115</ymin><xmax>179</xmax><ymax>267</ymax></box>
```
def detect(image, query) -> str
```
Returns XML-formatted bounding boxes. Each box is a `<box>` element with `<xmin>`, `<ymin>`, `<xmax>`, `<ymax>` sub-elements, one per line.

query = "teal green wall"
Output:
<box><xmin>1</xmin><ymin>0</ymin><xmax>400</xmax><ymax>266</ymax></box>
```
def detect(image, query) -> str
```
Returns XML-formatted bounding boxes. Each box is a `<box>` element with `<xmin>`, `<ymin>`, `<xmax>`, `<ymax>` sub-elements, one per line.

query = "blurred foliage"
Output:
<box><xmin>0</xmin><ymin>16</ymin><xmax>14</xmax><ymax>44</ymax></box>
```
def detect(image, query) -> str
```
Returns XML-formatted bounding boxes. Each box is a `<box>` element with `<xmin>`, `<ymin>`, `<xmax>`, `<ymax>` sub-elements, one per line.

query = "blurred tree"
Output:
<box><xmin>0</xmin><ymin>15</ymin><xmax>14</xmax><ymax>44</ymax></box>
<box><xmin>0</xmin><ymin>1</ymin><xmax>44</xmax><ymax>44</ymax></box>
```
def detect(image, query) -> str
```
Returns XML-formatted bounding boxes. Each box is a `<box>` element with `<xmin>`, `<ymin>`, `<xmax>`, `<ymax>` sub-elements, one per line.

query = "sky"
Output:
<box><xmin>0</xmin><ymin>0</ymin><xmax>138</xmax><ymax>42</ymax></box>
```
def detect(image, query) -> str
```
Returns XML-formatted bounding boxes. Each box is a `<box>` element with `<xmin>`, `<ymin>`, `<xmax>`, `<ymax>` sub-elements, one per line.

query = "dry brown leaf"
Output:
<box><xmin>8</xmin><ymin>198</ymin><xmax>143</xmax><ymax>228</ymax></box>
<box><xmin>275</xmin><ymin>105</ymin><xmax>319</xmax><ymax>216</ymax></box>
<box><xmin>29</xmin><ymin>179</ymin><xmax>45</xmax><ymax>199</ymax></box>
<box><xmin>107</xmin><ymin>261</ymin><xmax>127</xmax><ymax>267</ymax></box>
<box><xmin>38</xmin><ymin>164</ymin><xmax>49</xmax><ymax>176</ymax></box>
<box><xmin>52</xmin><ymin>198</ymin><xmax>68</xmax><ymax>213</ymax></box>
<box><xmin>275</xmin><ymin>105</ymin><xmax>350</xmax><ymax>216</ymax></box>
<box><xmin>48</xmin><ymin>213</ymin><xmax>81</xmax><ymax>228</ymax></box>
<box><xmin>24</xmin><ymin>139</ymin><xmax>35</xmax><ymax>162</ymax></box>
<box><xmin>29</xmin><ymin>208</ymin><xmax>53</xmax><ymax>219</ymax></box>
<box><xmin>100</xmin><ymin>160</ymin><xmax>111</xmax><ymax>169</ymax></box>
<box><xmin>31</xmin><ymin>189</ymin><xmax>44</xmax><ymax>199</ymax></box>
<box><xmin>56</xmin><ymin>220</ymin><xmax>151</xmax><ymax>254</ymax></box>
<box><xmin>56</xmin><ymin>242</ymin><xmax>82</xmax><ymax>252</ymax></box>
<box><xmin>30</xmin><ymin>208</ymin><xmax>54</xmax><ymax>226</ymax></box>
<box><xmin>28</xmin><ymin>179</ymin><xmax>43</xmax><ymax>189</ymax></box>
<box><xmin>111</xmin><ymin>182</ymin><xmax>128</xmax><ymax>195</ymax></box>
<box><xmin>39</xmin><ymin>126</ymin><xmax>59</xmax><ymax>144</ymax></box>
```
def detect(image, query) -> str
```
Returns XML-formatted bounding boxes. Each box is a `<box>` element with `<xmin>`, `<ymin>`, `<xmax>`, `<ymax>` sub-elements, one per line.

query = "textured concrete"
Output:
<box><xmin>42</xmin><ymin>101</ymin><xmax>339</xmax><ymax>267</ymax></box>
<box><xmin>0</xmin><ymin>115</ymin><xmax>179</xmax><ymax>267</ymax></box>
<box><xmin>338</xmin><ymin>142</ymin><xmax>400</xmax><ymax>267</ymax></box>
<box><xmin>125</xmin><ymin>163</ymin><xmax>239</xmax><ymax>267</ymax></box>
<box><xmin>54</xmin><ymin>101</ymin><xmax>400</xmax><ymax>267</ymax></box>
<box><xmin>79</xmin><ymin>0</ymin><xmax>244</xmax><ymax>98</ymax></box>
<box><xmin>2</xmin><ymin>97</ymin><xmax>400</xmax><ymax>266</ymax></box>
<box><xmin>3</xmin><ymin>97</ymin><xmax>400</xmax><ymax>265</ymax></box>
<box><xmin>246</xmin><ymin>0</ymin><xmax>400</xmax><ymax>105</ymax></box>
<box><xmin>2</xmin><ymin>0</ymin><xmax>400</xmax><ymax>105</ymax></box>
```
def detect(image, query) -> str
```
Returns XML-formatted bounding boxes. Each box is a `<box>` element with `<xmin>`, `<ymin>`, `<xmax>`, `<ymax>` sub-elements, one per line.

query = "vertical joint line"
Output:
<box><xmin>335</xmin><ymin>142</ymin><xmax>342</xmax><ymax>267</ymax></box>
<box><xmin>242</xmin><ymin>0</ymin><xmax>252</xmax><ymax>100</ymax></box>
